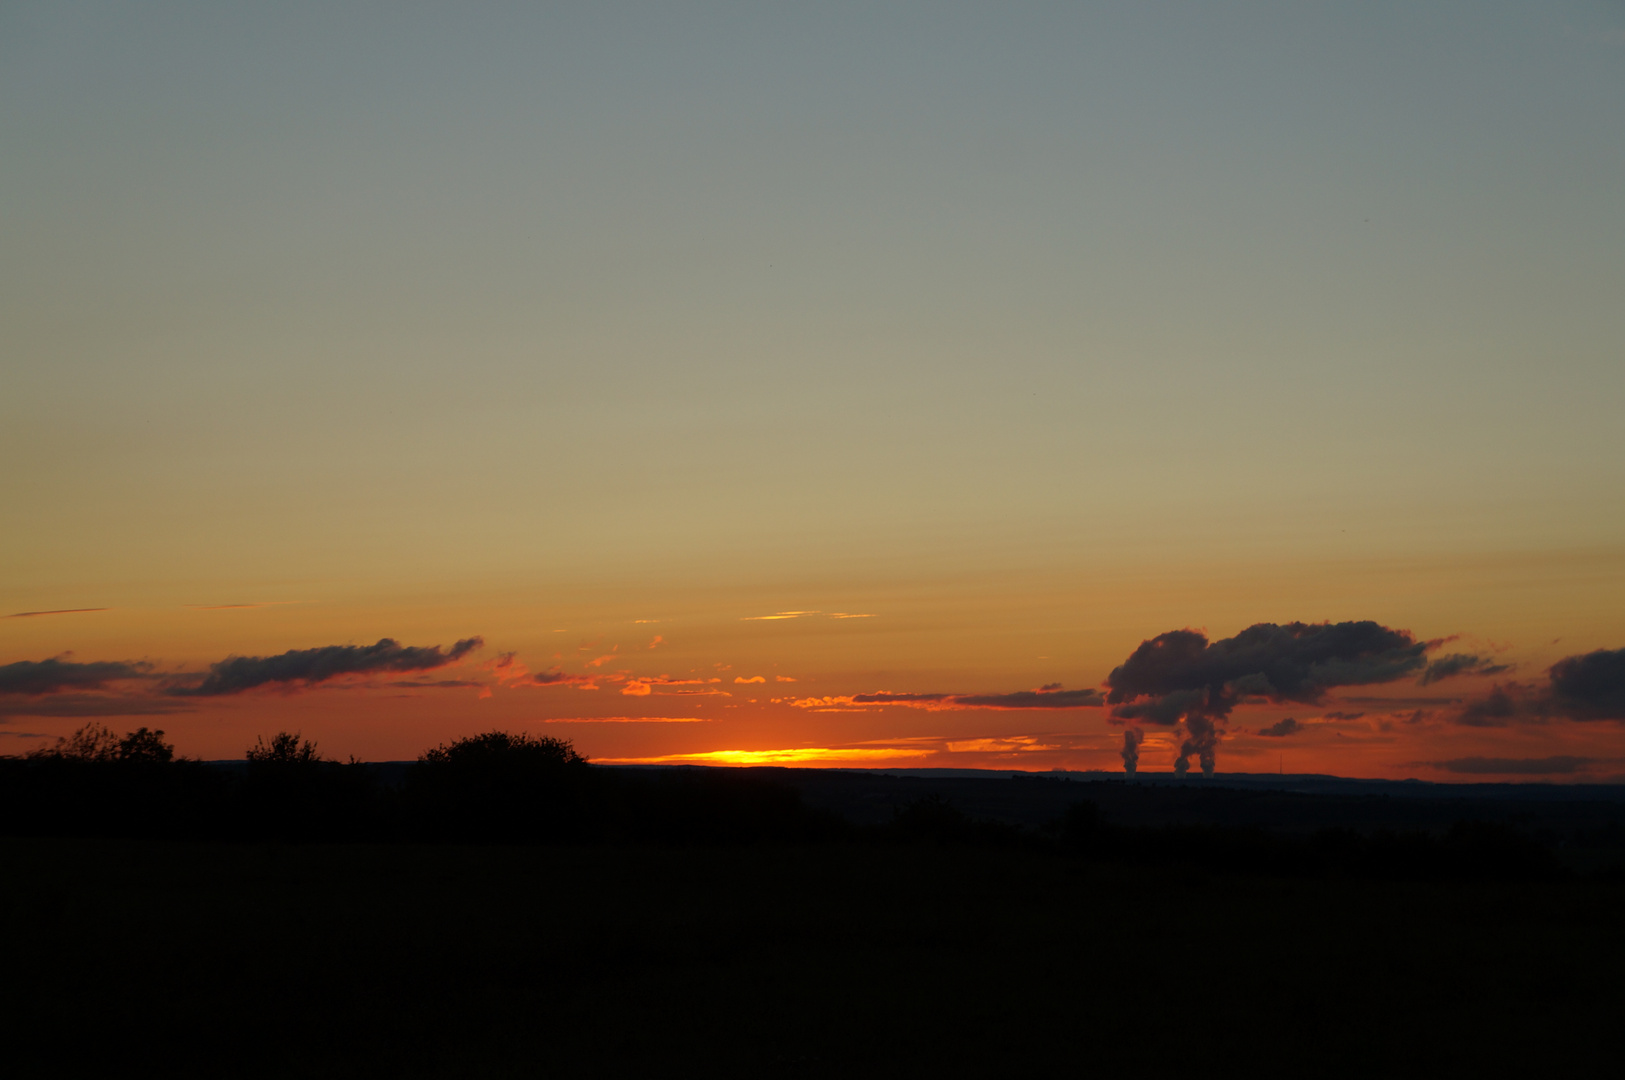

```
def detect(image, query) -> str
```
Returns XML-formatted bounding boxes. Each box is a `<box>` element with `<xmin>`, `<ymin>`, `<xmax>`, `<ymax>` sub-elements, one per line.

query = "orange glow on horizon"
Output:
<box><xmin>598</xmin><ymin>747</ymin><xmax>931</xmax><ymax>767</ymax></box>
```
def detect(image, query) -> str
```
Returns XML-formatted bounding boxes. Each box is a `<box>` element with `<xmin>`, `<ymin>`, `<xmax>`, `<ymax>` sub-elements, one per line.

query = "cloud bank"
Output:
<box><xmin>1449</xmin><ymin>647</ymin><xmax>1625</xmax><ymax>726</ymax></box>
<box><xmin>1106</xmin><ymin>621</ymin><xmax>1431</xmax><ymax>776</ymax></box>
<box><xmin>0</xmin><ymin>658</ymin><xmax>152</xmax><ymax>695</ymax></box>
<box><xmin>174</xmin><ymin>637</ymin><xmax>483</xmax><ymax>696</ymax></box>
<box><xmin>1548</xmin><ymin>648</ymin><xmax>1625</xmax><ymax>721</ymax></box>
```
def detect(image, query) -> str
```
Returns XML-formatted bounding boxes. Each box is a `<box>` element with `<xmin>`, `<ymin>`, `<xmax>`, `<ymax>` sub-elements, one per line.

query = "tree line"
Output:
<box><xmin>0</xmin><ymin>723</ymin><xmax>1609</xmax><ymax>881</ymax></box>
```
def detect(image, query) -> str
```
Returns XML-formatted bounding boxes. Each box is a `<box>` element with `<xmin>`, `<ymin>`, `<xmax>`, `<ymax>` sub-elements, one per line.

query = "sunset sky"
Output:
<box><xmin>4</xmin><ymin>2</ymin><xmax>1623</xmax><ymax>778</ymax></box>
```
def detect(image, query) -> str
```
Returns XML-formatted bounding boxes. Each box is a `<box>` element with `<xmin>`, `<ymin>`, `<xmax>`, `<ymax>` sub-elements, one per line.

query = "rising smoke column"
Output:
<box><xmin>1176</xmin><ymin>714</ymin><xmax>1218</xmax><ymax>778</ymax></box>
<box><xmin>1120</xmin><ymin>728</ymin><xmax>1142</xmax><ymax>776</ymax></box>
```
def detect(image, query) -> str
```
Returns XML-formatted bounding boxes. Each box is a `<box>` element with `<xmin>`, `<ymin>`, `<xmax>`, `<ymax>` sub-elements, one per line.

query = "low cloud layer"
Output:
<box><xmin>1257</xmin><ymin>717</ymin><xmax>1303</xmax><ymax>737</ymax></box>
<box><xmin>0</xmin><ymin>693</ymin><xmax>192</xmax><ymax>719</ymax></box>
<box><xmin>175</xmin><ymin>637</ymin><xmax>483</xmax><ymax>696</ymax></box>
<box><xmin>0</xmin><ymin>658</ymin><xmax>152</xmax><ymax>696</ymax></box>
<box><xmin>846</xmin><ymin>685</ymin><xmax>1104</xmax><ymax>710</ymax></box>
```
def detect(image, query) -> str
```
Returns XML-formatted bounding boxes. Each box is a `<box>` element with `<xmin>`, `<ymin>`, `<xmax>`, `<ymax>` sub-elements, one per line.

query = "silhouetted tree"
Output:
<box><xmin>419</xmin><ymin>730</ymin><xmax>586</xmax><ymax>770</ymax></box>
<box><xmin>117</xmin><ymin>727</ymin><xmax>174</xmax><ymax>764</ymax></box>
<box><xmin>31</xmin><ymin>722</ymin><xmax>121</xmax><ymax>762</ymax></box>
<box><xmin>408</xmin><ymin>731</ymin><xmax>594</xmax><ymax>842</ymax></box>
<box><xmin>247</xmin><ymin>732</ymin><xmax>321</xmax><ymax>766</ymax></box>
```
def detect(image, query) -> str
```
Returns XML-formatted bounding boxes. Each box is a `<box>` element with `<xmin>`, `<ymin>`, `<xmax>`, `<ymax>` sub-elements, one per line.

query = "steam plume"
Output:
<box><xmin>1121</xmin><ymin>729</ymin><xmax>1142</xmax><ymax>776</ymax></box>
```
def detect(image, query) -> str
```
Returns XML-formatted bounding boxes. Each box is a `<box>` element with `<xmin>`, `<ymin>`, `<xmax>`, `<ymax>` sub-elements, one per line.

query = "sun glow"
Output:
<box><xmin>598</xmin><ymin>747</ymin><xmax>930</xmax><ymax>766</ymax></box>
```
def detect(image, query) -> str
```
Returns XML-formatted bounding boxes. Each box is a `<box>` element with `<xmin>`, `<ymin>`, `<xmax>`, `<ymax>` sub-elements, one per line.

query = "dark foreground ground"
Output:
<box><xmin>6</xmin><ymin>836</ymin><xmax>1624</xmax><ymax>1078</ymax></box>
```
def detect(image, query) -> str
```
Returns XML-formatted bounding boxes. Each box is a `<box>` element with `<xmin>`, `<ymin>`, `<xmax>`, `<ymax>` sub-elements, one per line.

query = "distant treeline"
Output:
<box><xmin>2</xmin><ymin>724</ymin><xmax>1615</xmax><ymax>882</ymax></box>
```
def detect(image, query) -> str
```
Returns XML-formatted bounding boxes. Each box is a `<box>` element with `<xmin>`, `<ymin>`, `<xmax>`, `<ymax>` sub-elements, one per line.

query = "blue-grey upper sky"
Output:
<box><xmin>3</xmin><ymin>1</ymin><xmax>1623</xmax><ymax>607</ymax></box>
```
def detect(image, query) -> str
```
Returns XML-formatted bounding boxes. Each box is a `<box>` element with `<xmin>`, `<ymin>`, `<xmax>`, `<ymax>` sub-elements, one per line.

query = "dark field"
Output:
<box><xmin>6</xmin><ymin>836</ymin><xmax>1624</xmax><ymax>1078</ymax></box>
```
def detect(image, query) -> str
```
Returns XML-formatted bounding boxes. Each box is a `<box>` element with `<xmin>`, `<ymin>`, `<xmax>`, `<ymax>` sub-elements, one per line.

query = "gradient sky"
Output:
<box><xmin>4</xmin><ymin>1</ymin><xmax>1623</xmax><ymax>778</ymax></box>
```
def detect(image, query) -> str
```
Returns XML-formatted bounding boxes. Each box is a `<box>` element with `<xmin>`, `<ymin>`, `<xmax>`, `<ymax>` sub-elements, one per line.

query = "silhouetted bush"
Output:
<box><xmin>117</xmin><ymin>727</ymin><xmax>175</xmax><ymax>764</ymax></box>
<box><xmin>1</xmin><ymin>724</ymin><xmax>220</xmax><ymax>838</ymax></box>
<box><xmin>237</xmin><ymin>731</ymin><xmax>379</xmax><ymax>842</ymax></box>
<box><xmin>405</xmin><ymin>731</ymin><xmax>597</xmax><ymax>842</ymax></box>
<box><xmin>246</xmin><ymin>731</ymin><xmax>320</xmax><ymax>767</ymax></box>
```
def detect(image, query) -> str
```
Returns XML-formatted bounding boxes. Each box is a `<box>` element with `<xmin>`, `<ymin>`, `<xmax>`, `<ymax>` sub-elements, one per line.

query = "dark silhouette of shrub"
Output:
<box><xmin>2</xmin><ymin>724</ymin><xmax>218</xmax><ymax>838</ymax></box>
<box><xmin>30</xmin><ymin>722</ymin><xmax>122</xmax><ymax>762</ymax></box>
<box><xmin>238</xmin><ymin>731</ymin><xmax>378</xmax><ymax>842</ymax></box>
<box><xmin>407</xmin><ymin>731</ymin><xmax>595</xmax><ymax>842</ymax></box>
<box><xmin>246</xmin><ymin>731</ymin><xmax>321</xmax><ymax>767</ymax></box>
<box><xmin>117</xmin><ymin>727</ymin><xmax>174</xmax><ymax>764</ymax></box>
<box><xmin>419</xmin><ymin>730</ymin><xmax>586</xmax><ymax>771</ymax></box>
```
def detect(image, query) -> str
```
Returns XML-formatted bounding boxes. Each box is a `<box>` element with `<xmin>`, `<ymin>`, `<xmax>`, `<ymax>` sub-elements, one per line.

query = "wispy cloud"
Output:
<box><xmin>944</xmin><ymin>735</ymin><xmax>1057</xmax><ymax>753</ymax></box>
<box><xmin>0</xmin><ymin>693</ymin><xmax>193</xmax><ymax>719</ymax></box>
<box><xmin>741</xmin><ymin>611</ymin><xmax>877</xmax><ymax>622</ymax></box>
<box><xmin>619</xmin><ymin>675</ymin><xmax>725</xmax><ymax>697</ymax></box>
<box><xmin>6</xmin><ymin>608</ymin><xmax>108</xmax><ymax>618</ymax></box>
<box><xmin>541</xmin><ymin>716</ymin><xmax>712</xmax><ymax>724</ymax></box>
<box><xmin>186</xmin><ymin>602</ymin><xmax>302</xmax><ymax>610</ymax></box>
<box><xmin>1418</xmin><ymin>653</ymin><xmax>1513</xmax><ymax>685</ymax></box>
<box><xmin>800</xmin><ymin>685</ymin><xmax>1106</xmax><ymax>712</ymax></box>
<box><xmin>1256</xmin><ymin>717</ymin><xmax>1302</xmax><ymax>737</ymax></box>
<box><xmin>518</xmin><ymin>670</ymin><xmax>605</xmax><ymax>689</ymax></box>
